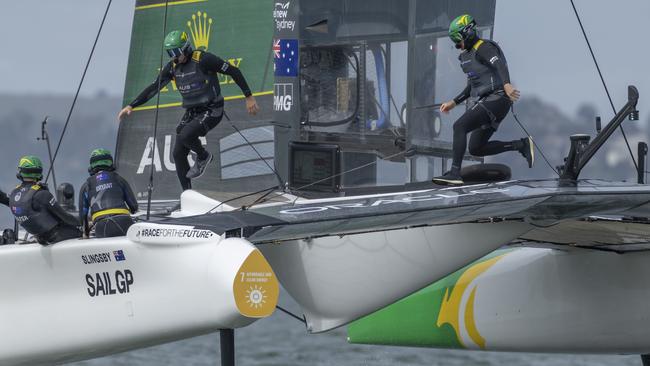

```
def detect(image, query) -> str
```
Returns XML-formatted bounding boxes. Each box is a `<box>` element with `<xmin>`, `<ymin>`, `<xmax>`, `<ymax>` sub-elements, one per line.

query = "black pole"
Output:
<box><xmin>220</xmin><ymin>329</ymin><xmax>235</xmax><ymax>366</ymax></box>
<box><xmin>13</xmin><ymin>220</ymin><xmax>19</xmax><ymax>242</ymax></box>
<box><xmin>146</xmin><ymin>0</ymin><xmax>170</xmax><ymax>220</ymax></box>
<box><xmin>38</xmin><ymin>117</ymin><xmax>57</xmax><ymax>188</ymax></box>
<box><xmin>638</xmin><ymin>142</ymin><xmax>648</xmax><ymax>184</ymax></box>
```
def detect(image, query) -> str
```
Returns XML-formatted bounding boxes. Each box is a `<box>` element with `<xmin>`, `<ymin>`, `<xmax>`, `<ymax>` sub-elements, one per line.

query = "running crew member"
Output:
<box><xmin>432</xmin><ymin>14</ymin><xmax>534</xmax><ymax>186</ymax></box>
<box><xmin>118</xmin><ymin>30</ymin><xmax>260</xmax><ymax>190</ymax></box>
<box><xmin>79</xmin><ymin>149</ymin><xmax>138</xmax><ymax>238</ymax></box>
<box><xmin>9</xmin><ymin>156</ymin><xmax>81</xmax><ymax>245</ymax></box>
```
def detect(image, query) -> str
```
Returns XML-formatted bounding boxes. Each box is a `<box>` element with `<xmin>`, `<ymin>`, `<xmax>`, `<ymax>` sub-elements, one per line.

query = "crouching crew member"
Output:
<box><xmin>9</xmin><ymin>156</ymin><xmax>81</xmax><ymax>245</ymax></box>
<box><xmin>79</xmin><ymin>149</ymin><xmax>138</xmax><ymax>238</ymax></box>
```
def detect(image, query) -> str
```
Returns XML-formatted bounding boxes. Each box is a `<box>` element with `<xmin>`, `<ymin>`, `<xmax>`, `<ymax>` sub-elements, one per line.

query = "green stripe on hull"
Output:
<box><xmin>347</xmin><ymin>250</ymin><xmax>511</xmax><ymax>349</ymax></box>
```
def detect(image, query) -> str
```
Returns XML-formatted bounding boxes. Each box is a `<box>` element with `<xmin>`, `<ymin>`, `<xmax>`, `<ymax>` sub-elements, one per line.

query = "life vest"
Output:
<box><xmin>9</xmin><ymin>183</ymin><xmax>59</xmax><ymax>235</ymax></box>
<box><xmin>85</xmin><ymin>171</ymin><xmax>131</xmax><ymax>222</ymax></box>
<box><xmin>458</xmin><ymin>39</ymin><xmax>506</xmax><ymax>99</ymax></box>
<box><xmin>173</xmin><ymin>50</ymin><xmax>224</xmax><ymax>109</ymax></box>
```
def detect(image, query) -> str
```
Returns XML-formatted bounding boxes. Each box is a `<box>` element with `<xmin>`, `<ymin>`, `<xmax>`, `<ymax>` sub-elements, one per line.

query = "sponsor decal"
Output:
<box><xmin>436</xmin><ymin>254</ymin><xmax>506</xmax><ymax>349</ymax></box>
<box><xmin>136</xmin><ymin>135</ymin><xmax>207</xmax><ymax>174</ymax></box>
<box><xmin>82</xmin><ymin>252</ymin><xmax>113</xmax><ymax>265</ymax></box>
<box><xmin>187</xmin><ymin>11</ymin><xmax>212</xmax><ymax>51</ymax></box>
<box><xmin>113</xmin><ymin>250</ymin><xmax>126</xmax><ymax>262</ymax></box>
<box><xmin>86</xmin><ymin>269</ymin><xmax>134</xmax><ymax>297</ymax></box>
<box><xmin>489</xmin><ymin>56</ymin><xmax>499</xmax><ymax>64</ymax></box>
<box><xmin>273</xmin><ymin>83</ymin><xmax>293</xmax><ymax>111</ymax></box>
<box><xmin>279</xmin><ymin>187</ymin><xmax>510</xmax><ymax>215</ymax></box>
<box><xmin>95</xmin><ymin>183</ymin><xmax>113</xmax><ymax>192</ymax></box>
<box><xmin>273</xmin><ymin>1</ymin><xmax>295</xmax><ymax>31</ymax></box>
<box><xmin>233</xmin><ymin>250</ymin><xmax>279</xmax><ymax>318</ymax></box>
<box><xmin>13</xmin><ymin>191</ymin><xmax>21</xmax><ymax>201</ymax></box>
<box><xmin>135</xmin><ymin>228</ymin><xmax>214</xmax><ymax>239</ymax></box>
<box><xmin>274</xmin><ymin>39</ymin><xmax>299</xmax><ymax>77</ymax></box>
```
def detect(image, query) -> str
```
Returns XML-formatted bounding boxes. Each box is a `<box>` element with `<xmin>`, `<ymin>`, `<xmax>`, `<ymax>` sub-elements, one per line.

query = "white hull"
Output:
<box><xmin>469</xmin><ymin>248</ymin><xmax>650</xmax><ymax>354</ymax></box>
<box><xmin>260</xmin><ymin>221</ymin><xmax>531</xmax><ymax>332</ymax></box>
<box><xmin>0</xmin><ymin>224</ymin><xmax>278</xmax><ymax>365</ymax></box>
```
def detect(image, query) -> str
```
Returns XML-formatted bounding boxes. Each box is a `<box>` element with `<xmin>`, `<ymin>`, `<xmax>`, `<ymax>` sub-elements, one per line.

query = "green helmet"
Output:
<box><xmin>164</xmin><ymin>30</ymin><xmax>191</xmax><ymax>58</ymax></box>
<box><xmin>449</xmin><ymin>14</ymin><xmax>477</xmax><ymax>45</ymax></box>
<box><xmin>17</xmin><ymin>155</ymin><xmax>43</xmax><ymax>180</ymax></box>
<box><xmin>89</xmin><ymin>148</ymin><xmax>113</xmax><ymax>170</ymax></box>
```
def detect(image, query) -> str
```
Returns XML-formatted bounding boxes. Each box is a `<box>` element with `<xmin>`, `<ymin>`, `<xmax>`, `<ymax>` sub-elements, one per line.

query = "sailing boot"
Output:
<box><xmin>518</xmin><ymin>136</ymin><xmax>535</xmax><ymax>168</ymax></box>
<box><xmin>432</xmin><ymin>168</ymin><xmax>464</xmax><ymax>186</ymax></box>
<box><xmin>186</xmin><ymin>152</ymin><xmax>213</xmax><ymax>179</ymax></box>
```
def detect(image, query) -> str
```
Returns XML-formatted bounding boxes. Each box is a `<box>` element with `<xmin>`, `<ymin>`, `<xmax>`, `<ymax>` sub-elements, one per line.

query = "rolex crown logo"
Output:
<box><xmin>187</xmin><ymin>11</ymin><xmax>212</xmax><ymax>51</ymax></box>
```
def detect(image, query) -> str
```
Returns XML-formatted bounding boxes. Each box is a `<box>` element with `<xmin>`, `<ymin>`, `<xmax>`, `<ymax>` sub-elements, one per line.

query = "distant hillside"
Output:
<box><xmin>0</xmin><ymin>93</ymin><xmax>647</xmax><ymax>229</ymax></box>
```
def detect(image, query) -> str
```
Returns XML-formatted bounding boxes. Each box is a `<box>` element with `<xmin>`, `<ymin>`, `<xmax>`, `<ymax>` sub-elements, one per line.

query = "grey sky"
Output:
<box><xmin>0</xmin><ymin>0</ymin><xmax>647</xmax><ymax>119</ymax></box>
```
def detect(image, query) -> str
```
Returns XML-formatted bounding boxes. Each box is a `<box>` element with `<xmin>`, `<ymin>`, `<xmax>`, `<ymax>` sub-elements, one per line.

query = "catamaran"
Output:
<box><xmin>1</xmin><ymin>1</ymin><xmax>649</xmax><ymax>365</ymax></box>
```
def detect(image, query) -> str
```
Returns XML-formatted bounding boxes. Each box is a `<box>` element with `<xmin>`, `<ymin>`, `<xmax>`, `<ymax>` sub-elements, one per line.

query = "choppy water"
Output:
<box><xmin>72</xmin><ymin>291</ymin><xmax>643</xmax><ymax>366</ymax></box>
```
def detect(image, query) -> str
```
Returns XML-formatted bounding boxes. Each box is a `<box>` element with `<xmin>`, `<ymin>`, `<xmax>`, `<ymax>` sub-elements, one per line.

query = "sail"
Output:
<box><xmin>116</xmin><ymin>0</ymin><xmax>277</xmax><ymax>202</ymax></box>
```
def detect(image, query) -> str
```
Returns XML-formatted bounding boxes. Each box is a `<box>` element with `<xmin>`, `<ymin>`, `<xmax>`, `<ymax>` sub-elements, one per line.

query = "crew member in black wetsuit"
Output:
<box><xmin>9</xmin><ymin>156</ymin><xmax>81</xmax><ymax>245</ymax></box>
<box><xmin>118</xmin><ymin>30</ymin><xmax>259</xmax><ymax>191</ymax></box>
<box><xmin>79</xmin><ymin>149</ymin><xmax>138</xmax><ymax>238</ymax></box>
<box><xmin>432</xmin><ymin>14</ymin><xmax>534</xmax><ymax>186</ymax></box>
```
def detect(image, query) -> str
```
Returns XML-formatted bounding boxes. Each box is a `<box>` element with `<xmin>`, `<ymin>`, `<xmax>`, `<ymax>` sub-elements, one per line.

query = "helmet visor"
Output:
<box><xmin>166</xmin><ymin>47</ymin><xmax>185</xmax><ymax>58</ymax></box>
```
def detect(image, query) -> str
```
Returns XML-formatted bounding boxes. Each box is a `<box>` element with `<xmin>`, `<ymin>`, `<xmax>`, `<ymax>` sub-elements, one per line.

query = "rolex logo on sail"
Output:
<box><xmin>187</xmin><ymin>11</ymin><xmax>212</xmax><ymax>51</ymax></box>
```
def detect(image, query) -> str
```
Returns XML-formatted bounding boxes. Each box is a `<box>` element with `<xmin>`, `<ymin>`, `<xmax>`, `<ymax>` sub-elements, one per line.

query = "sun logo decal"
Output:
<box><xmin>245</xmin><ymin>285</ymin><xmax>268</xmax><ymax>309</ymax></box>
<box><xmin>233</xmin><ymin>249</ymin><xmax>279</xmax><ymax>318</ymax></box>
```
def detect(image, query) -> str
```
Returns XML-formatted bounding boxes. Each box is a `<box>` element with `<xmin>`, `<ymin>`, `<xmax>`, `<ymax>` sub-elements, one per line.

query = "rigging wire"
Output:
<box><xmin>44</xmin><ymin>0</ymin><xmax>112</xmax><ymax>183</ymax></box>
<box><xmin>569</xmin><ymin>0</ymin><xmax>638</xmax><ymax>171</ymax></box>
<box><xmin>511</xmin><ymin>106</ymin><xmax>559</xmax><ymax>176</ymax></box>
<box><xmin>146</xmin><ymin>0</ymin><xmax>170</xmax><ymax>220</ymax></box>
<box><xmin>276</xmin><ymin>305</ymin><xmax>307</xmax><ymax>325</ymax></box>
<box><xmin>246</xmin><ymin>149</ymin><xmax>408</xmax><ymax>209</ymax></box>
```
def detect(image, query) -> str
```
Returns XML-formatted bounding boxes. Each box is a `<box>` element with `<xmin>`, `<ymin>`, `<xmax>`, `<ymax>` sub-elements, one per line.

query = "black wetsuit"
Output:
<box><xmin>450</xmin><ymin>38</ymin><xmax>522</xmax><ymax>171</ymax></box>
<box><xmin>0</xmin><ymin>190</ymin><xmax>8</xmax><ymax>206</ymax></box>
<box><xmin>79</xmin><ymin>169</ymin><xmax>138</xmax><ymax>238</ymax></box>
<box><xmin>9</xmin><ymin>182</ymin><xmax>81</xmax><ymax>245</ymax></box>
<box><xmin>128</xmin><ymin>50</ymin><xmax>253</xmax><ymax>190</ymax></box>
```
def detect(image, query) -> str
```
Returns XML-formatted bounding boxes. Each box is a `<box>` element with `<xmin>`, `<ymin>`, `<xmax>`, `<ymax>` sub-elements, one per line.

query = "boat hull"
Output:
<box><xmin>259</xmin><ymin>221</ymin><xmax>531</xmax><ymax>332</ymax></box>
<box><xmin>0</xmin><ymin>225</ymin><xmax>278</xmax><ymax>365</ymax></box>
<box><xmin>349</xmin><ymin>247</ymin><xmax>650</xmax><ymax>354</ymax></box>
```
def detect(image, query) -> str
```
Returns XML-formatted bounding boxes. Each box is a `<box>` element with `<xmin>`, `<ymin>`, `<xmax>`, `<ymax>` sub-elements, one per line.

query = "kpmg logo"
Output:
<box><xmin>274</xmin><ymin>83</ymin><xmax>293</xmax><ymax>112</ymax></box>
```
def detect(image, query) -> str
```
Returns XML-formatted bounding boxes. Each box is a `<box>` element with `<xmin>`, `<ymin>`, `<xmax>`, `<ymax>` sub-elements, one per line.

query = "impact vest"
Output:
<box><xmin>173</xmin><ymin>50</ymin><xmax>223</xmax><ymax>109</ymax></box>
<box><xmin>9</xmin><ymin>183</ymin><xmax>59</xmax><ymax>235</ymax></box>
<box><xmin>86</xmin><ymin>171</ymin><xmax>131</xmax><ymax>222</ymax></box>
<box><xmin>459</xmin><ymin>39</ymin><xmax>506</xmax><ymax>99</ymax></box>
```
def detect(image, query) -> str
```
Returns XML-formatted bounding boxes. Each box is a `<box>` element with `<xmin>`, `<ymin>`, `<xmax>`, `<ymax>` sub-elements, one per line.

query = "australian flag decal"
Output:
<box><xmin>113</xmin><ymin>250</ymin><xmax>126</xmax><ymax>261</ymax></box>
<box><xmin>274</xmin><ymin>39</ymin><xmax>299</xmax><ymax>77</ymax></box>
